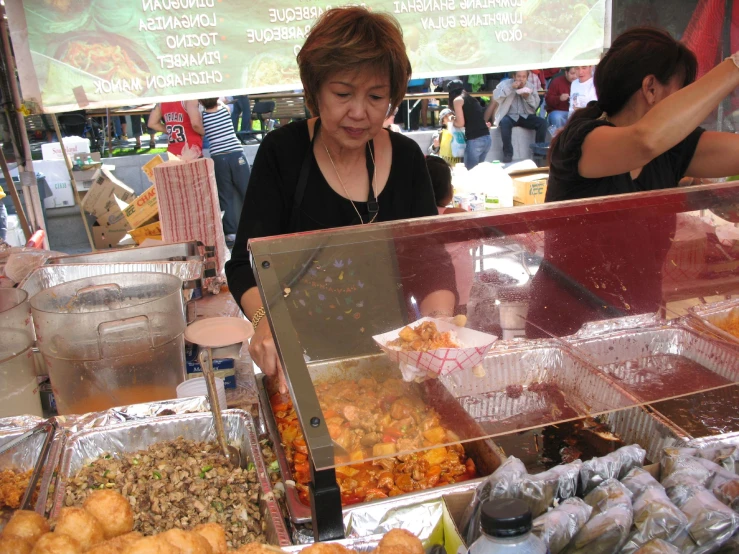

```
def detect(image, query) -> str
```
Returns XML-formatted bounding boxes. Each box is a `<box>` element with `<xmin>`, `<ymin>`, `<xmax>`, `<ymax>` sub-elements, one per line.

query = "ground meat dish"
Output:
<box><xmin>271</xmin><ymin>376</ymin><xmax>476</xmax><ymax>506</ymax></box>
<box><xmin>62</xmin><ymin>437</ymin><xmax>265</xmax><ymax>549</ymax></box>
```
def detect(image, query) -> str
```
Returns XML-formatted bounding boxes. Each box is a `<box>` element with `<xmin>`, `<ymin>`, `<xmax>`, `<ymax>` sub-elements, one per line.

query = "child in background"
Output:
<box><xmin>425</xmin><ymin>155</ymin><xmax>473</xmax><ymax>312</ymax></box>
<box><xmin>426</xmin><ymin>155</ymin><xmax>465</xmax><ymax>214</ymax></box>
<box><xmin>427</xmin><ymin>108</ymin><xmax>464</xmax><ymax>166</ymax></box>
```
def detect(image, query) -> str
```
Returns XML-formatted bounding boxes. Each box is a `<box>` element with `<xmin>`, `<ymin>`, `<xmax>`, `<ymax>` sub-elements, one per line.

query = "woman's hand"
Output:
<box><xmin>249</xmin><ymin>320</ymin><xmax>288</xmax><ymax>394</ymax></box>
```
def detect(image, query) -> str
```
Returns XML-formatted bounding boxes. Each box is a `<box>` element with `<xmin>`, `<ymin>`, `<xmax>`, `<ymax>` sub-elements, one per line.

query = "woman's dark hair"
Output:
<box><xmin>571</xmin><ymin>27</ymin><xmax>697</xmax><ymax>123</ymax></box>
<box><xmin>426</xmin><ymin>155</ymin><xmax>453</xmax><ymax>207</ymax></box>
<box><xmin>199</xmin><ymin>98</ymin><xmax>219</xmax><ymax>109</ymax></box>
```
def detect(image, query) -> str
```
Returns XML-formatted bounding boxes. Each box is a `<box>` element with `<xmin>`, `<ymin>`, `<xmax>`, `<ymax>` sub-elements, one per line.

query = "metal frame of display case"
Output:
<box><xmin>250</xmin><ymin>181</ymin><xmax>739</xmax><ymax>541</ymax></box>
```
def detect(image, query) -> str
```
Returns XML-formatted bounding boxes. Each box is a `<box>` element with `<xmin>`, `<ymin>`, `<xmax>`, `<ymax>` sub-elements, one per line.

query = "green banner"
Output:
<box><xmin>7</xmin><ymin>0</ymin><xmax>608</xmax><ymax>113</ymax></box>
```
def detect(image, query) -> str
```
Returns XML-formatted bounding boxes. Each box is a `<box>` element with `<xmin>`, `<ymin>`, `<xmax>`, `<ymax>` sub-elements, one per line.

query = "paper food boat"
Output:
<box><xmin>373</xmin><ymin>317</ymin><xmax>498</xmax><ymax>378</ymax></box>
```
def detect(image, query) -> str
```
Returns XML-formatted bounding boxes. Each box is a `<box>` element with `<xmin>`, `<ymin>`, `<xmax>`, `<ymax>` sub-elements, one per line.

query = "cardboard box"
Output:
<box><xmin>71</xmin><ymin>153</ymin><xmax>102</xmax><ymax>192</ymax></box>
<box><xmin>33</xmin><ymin>160</ymin><xmax>76</xmax><ymax>209</ymax></box>
<box><xmin>117</xmin><ymin>184</ymin><xmax>159</xmax><ymax>229</ymax></box>
<box><xmin>142</xmin><ymin>155</ymin><xmax>165</xmax><ymax>184</ymax></box>
<box><xmin>92</xmin><ymin>224</ymin><xmax>127</xmax><ymax>249</ymax></box>
<box><xmin>512</xmin><ymin>172</ymin><xmax>548</xmax><ymax>205</ymax></box>
<box><xmin>129</xmin><ymin>220</ymin><xmax>161</xmax><ymax>245</ymax></box>
<box><xmin>96</xmin><ymin>206</ymin><xmax>131</xmax><ymax>232</ymax></box>
<box><xmin>41</xmin><ymin>136</ymin><xmax>90</xmax><ymax>161</ymax></box>
<box><xmin>81</xmin><ymin>167</ymin><xmax>136</xmax><ymax>218</ymax></box>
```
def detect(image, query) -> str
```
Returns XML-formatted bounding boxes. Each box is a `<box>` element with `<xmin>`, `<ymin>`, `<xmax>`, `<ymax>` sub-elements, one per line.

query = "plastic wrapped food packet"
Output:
<box><xmin>615</xmin><ymin>444</ymin><xmax>647</xmax><ymax>479</ymax></box>
<box><xmin>661</xmin><ymin>455</ymin><xmax>715</xmax><ymax>489</ymax></box>
<box><xmin>531</xmin><ymin>497</ymin><xmax>592</xmax><ymax>554</ymax></box>
<box><xmin>561</xmin><ymin>504</ymin><xmax>633</xmax><ymax>554</ymax></box>
<box><xmin>665</xmin><ymin>478</ymin><xmax>703</xmax><ymax>508</ymax></box>
<box><xmin>619</xmin><ymin>486</ymin><xmax>689</xmax><ymax>553</ymax></box>
<box><xmin>713</xmin><ymin>479</ymin><xmax>739</xmax><ymax>512</ymax></box>
<box><xmin>677</xmin><ymin>487</ymin><xmax>739</xmax><ymax>550</ymax></box>
<box><xmin>621</xmin><ymin>467</ymin><xmax>664</xmax><ymax>498</ymax></box>
<box><xmin>694</xmin><ymin>458</ymin><xmax>739</xmax><ymax>490</ymax></box>
<box><xmin>460</xmin><ymin>457</ymin><xmax>527</xmax><ymax>545</ymax></box>
<box><xmin>583</xmin><ymin>478</ymin><xmax>632</xmax><ymax>517</ymax></box>
<box><xmin>515</xmin><ymin>461</ymin><xmax>582</xmax><ymax>517</ymax></box>
<box><xmin>579</xmin><ymin>445</ymin><xmax>646</xmax><ymax>495</ymax></box>
<box><xmin>579</xmin><ymin>453</ymin><xmax>621</xmax><ymax>495</ymax></box>
<box><xmin>633</xmin><ymin>538</ymin><xmax>681</xmax><ymax>554</ymax></box>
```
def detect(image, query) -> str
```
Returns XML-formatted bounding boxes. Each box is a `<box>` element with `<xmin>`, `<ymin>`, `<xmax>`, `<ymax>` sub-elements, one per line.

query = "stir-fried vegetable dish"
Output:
<box><xmin>271</xmin><ymin>376</ymin><xmax>476</xmax><ymax>506</ymax></box>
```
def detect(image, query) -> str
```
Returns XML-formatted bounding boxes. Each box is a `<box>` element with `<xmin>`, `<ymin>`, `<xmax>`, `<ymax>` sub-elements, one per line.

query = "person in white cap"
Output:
<box><xmin>428</xmin><ymin>107</ymin><xmax>463</xmax><ymax>165</ymax></box>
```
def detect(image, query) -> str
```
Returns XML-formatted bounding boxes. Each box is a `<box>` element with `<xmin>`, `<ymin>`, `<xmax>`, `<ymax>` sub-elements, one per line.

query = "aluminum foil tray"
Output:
<box><xmin>283</xmin><ymin>535</ymin><xmax>383</xmax><ymax>552</ymax></box>
<box><xmin>47</xmin><ymin>410</ymin><xmax>291</xmax><ymax>546</ymax></box>
<box><xmin>600</xmin><ymin>406</ymin><xmax>688</xmax><ymax>464</ymax></box>
<box><xmin>687</xmin><ymin>298</ymin><xmax>739</xmax><ymax>346</ymax></box>
<box><xmin>20</xmin><ymin>260</ymin><xmax>203</xmax><ymax>297</ymax></box>
<box><xmin>571</xmin><ymin>324</ymin><xmax>739</xmax><ymax>404</ymax></box>
<box><xmin>257</xmin><ymin>362</ymin><xmax>504</xmax><ymax>525</ymax></box>
<box><xmin>46</xmin><ymin>241</ymin><xmax>202</xmax><ymax>265</ymax></box>
<box><xmin>439</xmin><ymin>345</ymin><xmax>637</xmax><ymax>436</ymax></box>
<box><xmin>0</xmin><ymin>417</ymin><xmax>55</xmax><ymax>524</ymax></box>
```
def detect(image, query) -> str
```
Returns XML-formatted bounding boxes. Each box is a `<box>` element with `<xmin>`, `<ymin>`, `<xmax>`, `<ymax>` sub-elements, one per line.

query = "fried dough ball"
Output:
<box><xmin>86</xmin><ymin>532</ymin><xmax>143</xmax><ymax>554</ymax></box>
<box><xmin>30</xmin><ymin>533</ymin><xmax>81</xmax><ymax>554</ymax></box>
<box><xmin>54</xmin><ymin>507</ymin><xmax>105</xmax><ymax>550</ymax></box>
<box><xmin>374</xmin><ymin>529</ymin><xmax>424</xmax><ymax>554</ymax></box>
<box><xmin>160</xmin><ymin>529</ymin><xmax>212</xmax><ymax>554</ymax></box>
<box><xmin>0</xmin><ymin>535</ymin><xmax>32</xmax><ymax>554</ymax></box>
<box><xmin>123</xmin><ymin>536</ymin><xmax>181</xmax><ymax>554</ymax></box>
<box><xmin>83</xmin><ymin>489</ymin><xmax>135</xmax><ymax>539</ymax></box>
<box><xmin>298</xmin><ymin>544</ymin><xmax>356</xmax><ymax>554</ymax></box>
<box><xmin>193</xmin><ymin>523</ymin><xmax>227</xmax><ymax>554</ymax></box>
<box><xmin>3</xmin><ymin>510</ymin><xmax>50</xmax><ymax>545</ymax></box>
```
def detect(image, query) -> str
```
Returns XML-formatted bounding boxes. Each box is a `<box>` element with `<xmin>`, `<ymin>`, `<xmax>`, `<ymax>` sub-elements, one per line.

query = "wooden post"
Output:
<box><xmin>51</xmin><ymin>115</ymin><xmax>96</xmax><ymax>251</ymax></box>
<box><xmin>0</xmin><ymin>147</ymin><xmax>31</xmax><ymax>241</ymax></box>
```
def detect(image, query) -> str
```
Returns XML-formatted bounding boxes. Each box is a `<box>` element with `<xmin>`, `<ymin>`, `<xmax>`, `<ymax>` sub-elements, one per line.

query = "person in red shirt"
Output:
<box><xmin>148</xmin><ymin>100</ymin><xmax>205</xmax><ymax>156</ymax></box>
<box><xmin>545</xmin><ymin>67</ymin><xmax>578</xmax><ymax>131</ymax></box>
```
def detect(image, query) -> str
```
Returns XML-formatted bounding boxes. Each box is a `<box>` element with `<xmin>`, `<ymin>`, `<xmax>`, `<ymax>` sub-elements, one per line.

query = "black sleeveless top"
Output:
<box><xmin>461</xmin><ymin>94</ymin><xmax>489</xmax><ymax>141</ymax></box>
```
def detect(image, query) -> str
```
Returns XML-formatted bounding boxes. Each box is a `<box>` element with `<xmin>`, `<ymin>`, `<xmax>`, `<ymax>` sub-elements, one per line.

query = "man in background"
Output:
<box><xmin>148</xmin><ymin>100</ymin><xmax>204</xmax><ymax>156</ymax></box>
<box><xmin>545</xmin><ymin>67</ymin><xmax>578</xmax><ymax>132</ymax></box>
<box><xmin>230</xmin><ymin>95</ymin><xmax>252</xmax><ymax>134</ymax></box>
<box><xmin>493</xmin><ymin>70</ymin><xmax>547</xmax><ymax>163</ymax></box>
<box><xmin>570</xmin><ymin>66</ymin><xmax>597</xmax><ymax>115</ymax></box>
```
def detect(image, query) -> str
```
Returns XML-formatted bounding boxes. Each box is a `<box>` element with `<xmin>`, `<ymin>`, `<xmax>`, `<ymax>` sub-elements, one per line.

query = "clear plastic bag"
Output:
<box><xmin>679</xmin><ymin>488</ymin><xmax>739</xmax><ymax>549</ymax></box>
<box><xmin>633</xmin><ymin>538</ymin><xmax>681</xmax><ymax>554</ymax></box>
<box><xmin>532</xmin><ymin>497</ymin><xmax>592</xmax><ymax>554</ymax></box>
<box><xmin>460</xmin><ymin>457</ymin><xmax>527</xmax><ymax>545</ymax></box>
<box><xmin>562</xmin><ymin>504</ymin><xmax>633</xmax><ymax>554</ymax></box>
<box><xmin>583</xmin><ymin>478</ymin><xmax>632</xmax><ymax>517</ymax></box>
<box><xmin>580</xmin><ymin>445</ymin><xmax>646</xmax><ymax>495</ymax></box>
<box><xmin>713</xmin><ymin>479</ymin><xmax>739</xmax><ymax>512</ymax></box>
<box><xmin>619</xmin><ymin>486</ymin><xmax>689</xmax><ymax>553</ymax></box>
<box><xmin>622</xmin><ymin>467</ymin><xmax>664</xmax><ymax>499</ymax></box>
<box><xmin>661</xmin><ymin>455</ymin><xmax>715</xmax><ymax>489</ymax></box>
<box><xmin>515</xmin><ymin>461</ymin><xmax>582</xmax><ymax>517</ymax></box>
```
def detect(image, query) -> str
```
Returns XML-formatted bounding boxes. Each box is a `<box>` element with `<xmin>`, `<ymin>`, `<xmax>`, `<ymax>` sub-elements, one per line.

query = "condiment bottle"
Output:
<box><xmin>468</xmin><ymin>499</ymin><xmax>548</xmax><ymax>553</ymax></box>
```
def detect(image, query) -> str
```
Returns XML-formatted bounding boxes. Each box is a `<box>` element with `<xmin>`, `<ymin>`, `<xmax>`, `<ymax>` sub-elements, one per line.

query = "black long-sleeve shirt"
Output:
<box><xmin>225</xmin><ymin>119</ymin><xmax>456</xmax><ymax>360</ymax></box>
<box><xmin>226</xmin><ymin>119</ymin><xmax>440</xmax><ymax>303</ymax></box>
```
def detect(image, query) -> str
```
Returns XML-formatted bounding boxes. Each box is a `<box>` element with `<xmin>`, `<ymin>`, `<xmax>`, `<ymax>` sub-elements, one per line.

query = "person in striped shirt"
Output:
<box><xmin>200</xmin><ymin>98</ymin><xmax>251</xmax><ymax>245</ymax></box>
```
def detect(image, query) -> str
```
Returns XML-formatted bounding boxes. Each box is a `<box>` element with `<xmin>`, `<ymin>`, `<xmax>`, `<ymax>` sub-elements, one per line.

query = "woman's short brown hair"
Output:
<box><xmin>297</xmin><ymin>7</ymin><xmax>412</xmax><ymax>117</ymax></box>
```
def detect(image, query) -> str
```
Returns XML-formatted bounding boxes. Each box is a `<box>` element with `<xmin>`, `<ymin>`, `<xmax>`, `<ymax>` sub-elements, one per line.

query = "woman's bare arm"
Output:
<box><xmin>685</xmin><ymin>132</ymin><xmax>739</xmax><ymax>178</ymax></box>
<box><xmin>579</xmin><ymin>59</ymin><xmax>739</xmax><ymax>179</ymax></box>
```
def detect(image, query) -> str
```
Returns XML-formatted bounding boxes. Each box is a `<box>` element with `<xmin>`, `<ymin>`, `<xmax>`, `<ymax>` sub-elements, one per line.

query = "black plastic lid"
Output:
<box><xmin>480</xmin><ymin>499</ymin><xmax>532</xmax><ymax>538</ymax></box>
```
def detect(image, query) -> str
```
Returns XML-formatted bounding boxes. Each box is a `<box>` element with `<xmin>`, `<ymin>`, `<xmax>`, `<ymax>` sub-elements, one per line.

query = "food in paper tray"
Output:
<box><xmin>713</xmin><ymin>309</ymin><xmax>739</xmax><ymax>338</ymax></box>
<box><xmin>374</xmin><ymin>317</ymin><xmax>497</xmax><ymax>379</ymax></box>
<box><xmin>388</xmin><ymin>321</ymin><xmax>460</xmax><ymax>351</ymax></box>
<box><xmin>270</xmin><ymin>375</ymin><xmax>476</xmax><ymax>507</ymax></box>
<box><xmin>62</xmin><ymin>437</ymin><xmax>266</xmax><ymax>548</ymax></box>
<box><xmin>0</xmin><ymin>469</ymin><xmax>37</xmax><ymax>510</ymax></box>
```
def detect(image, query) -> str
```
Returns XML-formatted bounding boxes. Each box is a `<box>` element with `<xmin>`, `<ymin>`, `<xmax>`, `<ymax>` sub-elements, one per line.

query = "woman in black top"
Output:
<box><xmin>527</xmin><ymin>27</ymin><xmax>739</xmax><ymax>338</ymax></box>
<box><xmin>547</xmin><ymin>27</ymin><xmax>739</xmax><ymax>202</ymax></box>
<box><xmin>226</xmin><ymin>7</ymin><xmax>456</xmax><ymax>392</ymax></box>
<box><xmin>448</xmin><ymin>80</ymin><xmax>492</xmax><ymax>170</ymax></box>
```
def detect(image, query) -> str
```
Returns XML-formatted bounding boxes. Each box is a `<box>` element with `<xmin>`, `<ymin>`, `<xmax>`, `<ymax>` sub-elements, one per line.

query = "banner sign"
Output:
<box><xmin>6</xmin><ymin>0</ymin><xmax>609</xmax><ymax>113</ymax></box>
